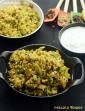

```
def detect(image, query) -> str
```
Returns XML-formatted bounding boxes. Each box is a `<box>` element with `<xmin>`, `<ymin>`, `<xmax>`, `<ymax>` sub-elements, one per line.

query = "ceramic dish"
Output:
<box><xmin>0</xmin><ymin>0</ymin><xmax>44</xmax><ymax>39</ymax></box>
<box><xmin>58</xmin><ymin>23</ymin><xmax>85</xmax><ymax>54</ymax></box>
<box><xmin>0</xmin><ymin>44</ymin><xmax>84</xmax><ymax>98</ymax></box>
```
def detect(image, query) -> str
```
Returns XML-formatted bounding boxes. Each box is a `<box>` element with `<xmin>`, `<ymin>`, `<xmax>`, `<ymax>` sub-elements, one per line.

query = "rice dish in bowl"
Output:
<box><xmin>7</xmin><ymin>47</ymin><xmax>71</xmax><ymax>96</ymax></box>
<box><xmin>0</xmin><ymin>0</ymin><xmax>44</xmax><ymax>38</ymax></box>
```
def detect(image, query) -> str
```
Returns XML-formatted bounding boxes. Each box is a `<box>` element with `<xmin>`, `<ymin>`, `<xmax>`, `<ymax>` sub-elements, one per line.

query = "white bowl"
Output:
<box><xmin>0</xmin><ymin>0</ymin><xmax>44</xmax><ymax>39</ymax></box>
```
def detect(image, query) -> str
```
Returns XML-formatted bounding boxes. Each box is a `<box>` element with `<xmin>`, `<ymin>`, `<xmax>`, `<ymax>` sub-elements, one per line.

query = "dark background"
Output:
<box><xmin>0</xmin><ymin>0</ymin><xmax>85</xmax><ymax>111</ymax></box>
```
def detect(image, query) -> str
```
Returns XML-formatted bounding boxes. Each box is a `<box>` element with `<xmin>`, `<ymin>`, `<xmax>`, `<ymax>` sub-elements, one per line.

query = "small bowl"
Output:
<box><xmin>58</xmin><ymin>23</ymin><xmax>85</xmax><ymax>55</ymax></box>
<box><xmin>0</xmin><ymin>0</ymin><xmax>44</xmax><ymax>39</ymax></box>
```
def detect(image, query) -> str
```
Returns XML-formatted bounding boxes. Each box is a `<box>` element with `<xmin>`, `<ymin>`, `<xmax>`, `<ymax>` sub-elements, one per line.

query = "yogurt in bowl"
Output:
<box><xmin>59</xmin><ymin>23</ymin><xmax>85</xmax><ymax>54</ymax></box>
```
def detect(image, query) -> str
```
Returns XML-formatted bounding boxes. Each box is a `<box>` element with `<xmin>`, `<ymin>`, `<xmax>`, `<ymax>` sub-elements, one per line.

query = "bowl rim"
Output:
<box><xmin>58</xmin><ymin>23</ymin><xmax>85</xmax><ymax>55</ymax></box>
<box><xmin>0</xmin><ymin>0</ymin><xmax>44</xmax><ymax>39</ymax></box>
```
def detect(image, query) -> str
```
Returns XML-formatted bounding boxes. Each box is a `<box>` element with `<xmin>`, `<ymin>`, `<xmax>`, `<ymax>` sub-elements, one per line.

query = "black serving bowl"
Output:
<box><xmin>58</xmin><ymin>23</ymin><xmax>85</xmax><ymax>55</ymax></box>
<box><xmin>0</xmin><ymin>44</ymin><xmax>84</xmax><ymax>98</ymax></box>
